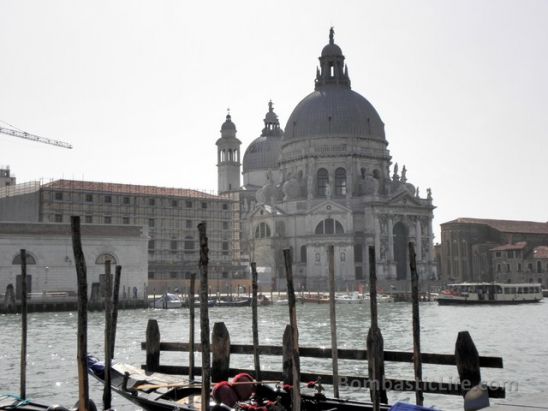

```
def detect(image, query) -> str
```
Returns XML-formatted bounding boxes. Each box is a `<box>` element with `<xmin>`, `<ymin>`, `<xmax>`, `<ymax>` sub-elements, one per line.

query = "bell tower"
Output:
<box><xmin>216</xmin><ymin>111</ymin><xmax>241</xmax><ymax>194</ymax></box>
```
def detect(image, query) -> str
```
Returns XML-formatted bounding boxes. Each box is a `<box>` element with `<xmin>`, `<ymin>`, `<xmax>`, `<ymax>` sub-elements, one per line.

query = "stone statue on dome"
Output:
<box><xmin>392</xmin><ymin>163</ymin><xmax>399</xmax><ymax>181</ymax></box>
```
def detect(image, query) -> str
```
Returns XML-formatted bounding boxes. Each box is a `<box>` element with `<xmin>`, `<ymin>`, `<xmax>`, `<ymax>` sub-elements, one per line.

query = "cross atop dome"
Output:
<box><xmin>329</xmin><ymin>26</ymin><xmax>334</xmax><ymax>44</ymax></box>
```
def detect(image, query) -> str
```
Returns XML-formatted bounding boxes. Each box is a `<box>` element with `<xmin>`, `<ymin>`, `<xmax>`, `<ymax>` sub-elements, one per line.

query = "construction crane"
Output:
<box><xmin>0</xmin><ymin>125</ymin><xmax>73</xmax><ymax>149</ymax></box>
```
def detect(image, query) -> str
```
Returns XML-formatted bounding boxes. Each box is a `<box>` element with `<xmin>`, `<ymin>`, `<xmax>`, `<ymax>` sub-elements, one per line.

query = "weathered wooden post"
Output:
<box><xmin>145</xmin><ymin>319</ymin><xmax>160</xmax><ymax>371</ymax></box>
<box><xmin>103</xmin><ymin>260</ymin><xmax>113</xmax><ymax>410</ymax></box>
<box><xmin>4</xmin><ymin>284</ymin><xmax>16</xmax><ymax>314</ymax></box>
<box><xmin>111</xmin><ymin>265</ymin><xmax>122</xmax><ymax>359</ymax></box>
<box><xmin>71</xmin><ymin>216</ymin><xmax>90</xmax><ymax>411</ymax></box>
<box><xmin>189</xmin><ymin>272</ymin><xmax>196</xmax><ymax>381</ymax></box>
<box><xmin>455</xmin><ymin>331</ymin><xmax>481</xmax><ymax>397</ymax></box>
<box><xmin>251</xmin><ymin>262</ymin><xmax>262</xmax><ymax>381</ymax></box>
<box><xmin>327</xmin><ymin>245</ymin><xmax>339</xmax><ymax>398</ymax></box>
<box><xmin>281</xmin><ymin>324</ymin><xmax>295</xmax><ymax>384</ymax></box>
<box><xmin>408</xmin><ymin>242</ymin><xmax>424</xmax><ymax>405</ymax></box>
<box><xmin>198</xmin><ymin>222</ymin><xmax>211</xmax><ymax>411</ymax></box>
<box><xmin>283</xmin><ymin>248</ymin><xmax>301</xmax><ymax>411</ymax></box>
<box><xmin>367</xmin><ymin>246</ymin><xmax>387</xmax><ymax>409</ymax></box>
<box><xmin>20</xmin><ymin>249</ymin><xmax>27</xmax><ymax>400</ymax></box>
<box><xmin>211</xmin><ymin>322</ymin><xmax>230</xmax><ymax>382</ymax></box>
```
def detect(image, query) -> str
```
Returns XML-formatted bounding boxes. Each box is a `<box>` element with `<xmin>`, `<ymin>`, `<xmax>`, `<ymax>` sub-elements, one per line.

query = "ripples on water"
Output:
<box><xmin>1</xmin><ymin>301</ymin><xmax>547</xmax><ymax>410</ymax></box>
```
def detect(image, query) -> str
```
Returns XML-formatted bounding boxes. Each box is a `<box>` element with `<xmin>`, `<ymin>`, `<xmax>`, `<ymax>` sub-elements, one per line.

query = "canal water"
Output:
<box><xmin>1</xmin><ymin>301</ymin><xmax>547</xmax><ymax>410</ymax></box>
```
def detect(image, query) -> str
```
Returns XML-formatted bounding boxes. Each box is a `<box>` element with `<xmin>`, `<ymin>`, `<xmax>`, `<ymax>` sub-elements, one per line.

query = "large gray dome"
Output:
<box><xmin>283</xmin><ymin>28</ymin><xmax>385</xmax><ymax>144</ymax></box>
<box><xmin>283</xmin><ymin>85</ymin><xmax>385</xmax><ymax>142</ymax></box>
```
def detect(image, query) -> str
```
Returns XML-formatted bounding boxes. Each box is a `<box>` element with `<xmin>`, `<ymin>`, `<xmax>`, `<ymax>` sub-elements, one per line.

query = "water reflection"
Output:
<box><xmin>1</xmin><ymin>301</ymin><xmax>546</xmax><ymax>409</ymax></box>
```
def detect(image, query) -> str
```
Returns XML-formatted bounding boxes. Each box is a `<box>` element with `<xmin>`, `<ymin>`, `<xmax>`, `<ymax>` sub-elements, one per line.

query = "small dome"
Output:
<box><xmin>242</xmin><ymin>136</ymin><xmax>281</xmax><ymax>173</ymax></box>
<box><xmin>221</xmin><ymin>114</ymin><xmax>236</xmax><ymax>132</ymax></box>
<box><xmin>321</xmin><ymin>43</ymin><xmax>342</xmax><ymax>57</ymax></box>
<box><xmin>243</xmin><ymin>101</ymin><xmax>284</xmax><ymax>173</ymax></box>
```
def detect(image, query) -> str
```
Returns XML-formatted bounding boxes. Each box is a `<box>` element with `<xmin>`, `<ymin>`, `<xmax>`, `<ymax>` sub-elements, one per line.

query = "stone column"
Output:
<box><xmin>388</xmin><ymin>217</ymin><xmax>394</xmax><ymax>261</ymax></box>
<box><xmin>375</xmin><ymin>217</ymin><xmax>381</xmax><ymax>261</ymax></box>
<box><xmin>415</xmin><ymin>218</ymin><xmax>422</xmax><ymax>262</ymax></box>
<box><xmin>346</xmin><ymin>158</ymin><xmax>352</xmax><ymax>201</ymax></box>
<box><xmin>428</xmin><ymin>217</ymin><xmax>433</xmax><ymax>263</ymax></box>
<box><xmin>307</xmin><ymin>158</ymin><xmax>315</xmax><ymax>200</ymax></box>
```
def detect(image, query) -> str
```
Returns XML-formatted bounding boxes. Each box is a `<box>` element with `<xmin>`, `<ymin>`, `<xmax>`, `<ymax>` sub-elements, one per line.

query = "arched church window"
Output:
<box><xmin>300</xmin><ymin>245</ymin><xmax>307</xmax><ymax>264</ymax></box>
<box><xmin>537</xmin><ymin>261</ymin><xmax>542</xmax><ymax>273</ymax></box>
<box><xmin>12</xmin><ymin>252</ymin><xmax>37</xmax><ymax>265</ymax></box>
<box><xmin>373</xmin><ymin>169</ymin><xmax>380</xmax><ymax>179</ymax></box>
<box><xmin>360</xmin><ymin>168</ymin><xmax>366</xmax><ymax>179</ymax></box>
<box><xmin>314</xmin><ymin>218</ymin><xmax>344</xmax><ymax>235</ymax></box>
<box><xmin>335</xmin><ymin>168</ymin><xmax>346</xmax><ymax>196</ymax></box>
<box><xmin>317</xmin><ymin>168</ymin><xmax>328</xmax><ymax>197</ymax></box>
<box><xmin>255</xmin><ymin>222</ymin><xmax>271</xmax><ymax>239</ymax></box>
<box><xmin>96</xmin><ymin>253</ymin><xmax>117</xmax><ymax>265</ymax></box>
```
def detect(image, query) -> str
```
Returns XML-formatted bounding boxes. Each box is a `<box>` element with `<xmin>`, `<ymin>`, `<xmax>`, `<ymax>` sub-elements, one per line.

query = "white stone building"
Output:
<box><xmin>216</xmin><ymin>29</ymin><xmax>436</xmax><ymax>291</ymax></box>
<box><xmin>0</xmin><ymin>222</ymin><xmax>148</xmax><ymax>298</ymax></box>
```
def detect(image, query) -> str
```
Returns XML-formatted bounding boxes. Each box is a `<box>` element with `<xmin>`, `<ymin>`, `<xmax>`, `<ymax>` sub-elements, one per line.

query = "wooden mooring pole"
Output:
<box><xmin>20</xmin><ymin>249</ymin><xmax>27</xmax><ymax>400</ymax></box>
<box><xmin>212</xmin><ymin>322</ymin><xmax>230</xmax><ymax>382</ymax></box>
<box><xmin>367</xmin><ymin>246</ymin><xmax>387</xmax><ymax>409</ymax></box>
<box><xmin>327</xmin><ymin>245</ymin><xmax>339</xmax><ymax>398</ymax></box>
<box><xmin>251</xmin><ymin>262</ymin><xmax>262</xmax><ymax>381</ymax></box>
<box><xmin>111</xmin><ymin>265</ymin><xmax>122</xmax><ymax>359</ymax></box>
<box><xmin>189</xmin><ymin>272</ymin><xmax>196</xmax><ymax>381</ymax></box>
<box><xmin>103</xmin><ymin>260</ymin><xmax>113</xmax><ymax>410</ymax></box>
<box><xmin>455</xmin><ymin>331</ymin><xmax>481</xmax><ymax>397</ymax></box>
<box><xmin>409</xmin><ymin>242</ymin><xmax>424</xmax><ymax>405</ymax></box>
<box><xmin>283</xmin><ymin>248</ymin><xmax>301</xmax><ymax>411</ymax></box>
<box><xmin>198</xmin><ymin>222</ymin><xmax>211</xmax><ymax>411</ymax></box>
<box><xmin>71</xmin><ymin>216</ymin><xmax>90</xmax><ymax>411</ymax></box>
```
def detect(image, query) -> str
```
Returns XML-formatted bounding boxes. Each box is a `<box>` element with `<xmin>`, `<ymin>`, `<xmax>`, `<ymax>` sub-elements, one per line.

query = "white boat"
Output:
<box><xmin>335</xmin><ymin>292</ymin><xmax>363</xmax><ymax>304</ymax></box>
<box><xmin>437</xmin><ymin>282</ymin><xmax>543</xmax><ymax>305</ymax></box>
<box><xmin>149</xmin><ymin>292</ymin><xmax>183</xmax><ymax>309</ymax></box>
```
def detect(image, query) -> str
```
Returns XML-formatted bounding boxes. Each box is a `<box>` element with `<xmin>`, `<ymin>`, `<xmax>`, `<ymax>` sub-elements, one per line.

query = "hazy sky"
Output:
<box><xmin>1</xmin><ymin>0</ymin><xmax>547</xmax><ymax>240</ymax></box>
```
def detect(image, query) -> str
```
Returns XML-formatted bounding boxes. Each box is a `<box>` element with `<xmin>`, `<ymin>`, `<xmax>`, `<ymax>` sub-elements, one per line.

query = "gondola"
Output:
<box><xmin>87</xmin><ymin>356</ymin><xmax>399</xmax><ymax>411</ymax></box>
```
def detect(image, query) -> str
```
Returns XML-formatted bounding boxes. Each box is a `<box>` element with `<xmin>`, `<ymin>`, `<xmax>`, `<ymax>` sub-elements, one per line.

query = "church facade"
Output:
<box><xmin>216</xmin><ymin>30</ymin><xmax>436</xmax><ymax>291</ymax></box>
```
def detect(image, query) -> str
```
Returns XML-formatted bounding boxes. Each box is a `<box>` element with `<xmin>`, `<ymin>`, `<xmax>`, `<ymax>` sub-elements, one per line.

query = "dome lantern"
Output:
<box><xmin>315</xmin><ymin>27</ymin><xmax>351</xmax><ymax>90</ymax></box>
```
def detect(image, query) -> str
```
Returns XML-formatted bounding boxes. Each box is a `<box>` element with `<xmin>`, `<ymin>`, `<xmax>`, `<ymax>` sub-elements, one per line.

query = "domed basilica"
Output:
<box><xmin>216</xmin><ymin>29</ymin><xmax>436</xmax><ymax>290</ymax></box>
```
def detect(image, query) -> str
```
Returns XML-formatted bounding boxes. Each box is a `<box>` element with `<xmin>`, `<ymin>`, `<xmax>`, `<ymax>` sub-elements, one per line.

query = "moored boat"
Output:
<box><xmin>335</xmin><ymin>292</ymin><xmax>363</xmax><ymax>304</ymax></box>
<box><xmin>0</xmin><ymin>395</ymin><xmax>50</xmax><ymax>411</ymax></box>
<box><xmin>86</xmin><ymin>355</ymin><xmax>394</xmax><ymax>411</ymax></box>
<box><xmin>216</xmin><ymin>297</ymin><xmax>252</xmax><ymax>307</ymax></box>
<box><xmin>437</xmin><ymin>282</ymin><xmax>543</xmax><ymax>305</ymax></box>
<box><xmin>149</xmin><ymin>292</ymin><xmax>183</xmax><ymax>309</ymax></box>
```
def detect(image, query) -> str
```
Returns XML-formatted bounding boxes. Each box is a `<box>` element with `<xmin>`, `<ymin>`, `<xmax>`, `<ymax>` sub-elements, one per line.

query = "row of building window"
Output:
<box><xmin>148</xmin><ymin>271</ymin><xmax>240</xmax><ymax>280</ymax></box>
<box><xmin>52</xmin><ymin>191</ymin><xmax>229</xmax><ymax>210</ymax></box>
<box><xmin>11</xmin><ymin>252</ymin><xmax>116</xmax><ymax>265</ymax></box>
<box><xmin>495</xmin><ymin>250</ymin><xmax>522</xmax><ymax>259</ymax></box>
<box><xmin>53</xmin><ymin>214</ymin><xmax>230</xmax><ymax>230</ymax></box>
<box><xmin>255</xmin><ymin>218</ymin><xmax>345</xmax><ymax>239</ymax></box>
<box><xmin>148</xmin><ymin>239</ymin><xmax>230</xmax><ymax>251</ymax></box>
<box><xmin>497</xmin><ymin>261</ymin><xmax>548</xmax><ymax>274</ymax></box>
